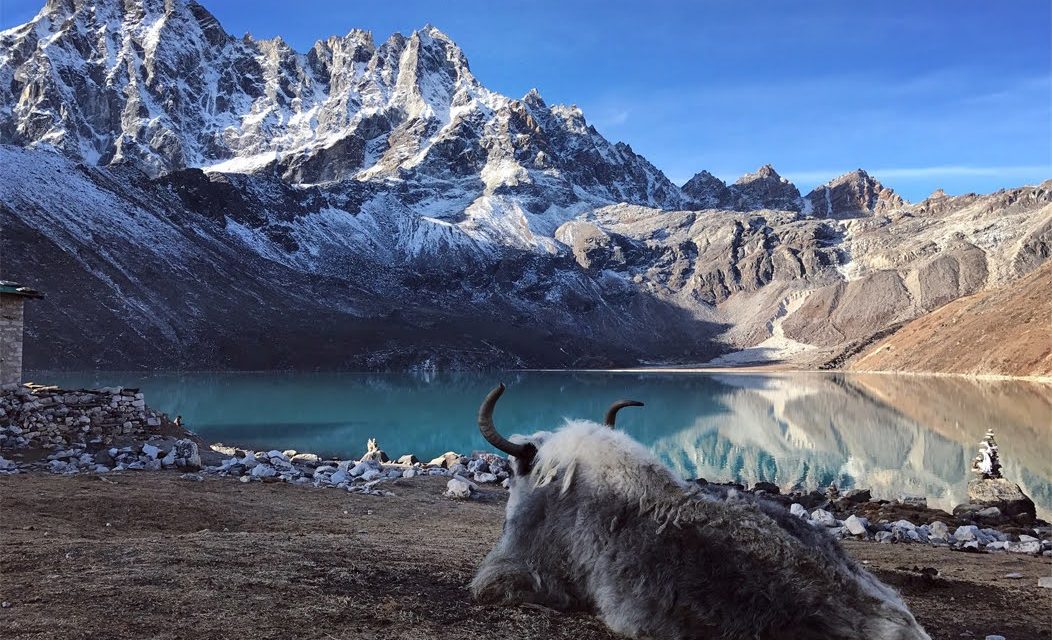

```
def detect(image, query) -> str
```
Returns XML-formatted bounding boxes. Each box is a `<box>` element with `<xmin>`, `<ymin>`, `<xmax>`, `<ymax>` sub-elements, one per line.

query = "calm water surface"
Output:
<box><xmin>33</xmin><ymin>371</ymin><xmax>1052</xmax><ymax>518</ymax></box>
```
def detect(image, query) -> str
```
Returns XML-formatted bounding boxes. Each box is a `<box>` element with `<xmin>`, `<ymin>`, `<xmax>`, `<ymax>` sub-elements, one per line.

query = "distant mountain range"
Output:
<box><xmin>2</xmin><ymin>0</ymin><xmax>1050</xmax><ymax>373</ymax></box>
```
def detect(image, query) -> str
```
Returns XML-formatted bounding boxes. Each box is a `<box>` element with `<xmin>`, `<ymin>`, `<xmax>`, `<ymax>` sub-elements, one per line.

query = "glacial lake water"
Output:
<box><xmin>32</xmin><ymin>370</ymin><xmax>1052</xmax><ymax>519</ymax></box>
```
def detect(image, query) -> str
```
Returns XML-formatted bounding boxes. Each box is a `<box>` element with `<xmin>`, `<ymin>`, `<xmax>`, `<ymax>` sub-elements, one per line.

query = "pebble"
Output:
<box><xmin>928</xmin><ymin>521</ymin><xmax>949</xmax><ymax>541</ymax></box>
<box><xmin>1005</xmin><ymin>540</ymin><xmax>1041</xmax><ymax>554</ymax></box>
<box><xmin>349</xmin><ymin>461</ymin><xmax>374</xmax><ymax>477</ymax></box>
<box><xmin>445</xmin><ymin>478</ymin><xmax>474</xmax><ymax>499</ymax></box>
<box><xmin>843</xmin><ymin>515</ymin><xmax>869</xmax><ymax>536</ymax></box>
<box><xmin>789</xmin><ymin>503</ymin><xmax>807</xmax><ymax>518</ymax></box>
<box><xmin>897</xmin><ymin>494</ymin><xmax>927</xmax><ymax>509</ymax></box>
<box><xmin>809</xmin><ymin>508</ymin><xmax>838</xmax><ymax>527</ymax></box>
<box><xmin>976</xmin><ymin>506</ymin><xmax>1001</xmax><ymax>519</ymax></box>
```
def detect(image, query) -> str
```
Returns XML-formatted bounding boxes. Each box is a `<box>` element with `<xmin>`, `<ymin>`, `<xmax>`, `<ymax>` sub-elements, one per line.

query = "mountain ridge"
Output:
<box><xmin>4</xmin><ymin>0</ymin><xmax>920</xmax><ymax>219</ymax></box>
<box><xmin>2</xmin><ymin>0</ymin><xmax>1050</xmax><ymax>373</ymax></box>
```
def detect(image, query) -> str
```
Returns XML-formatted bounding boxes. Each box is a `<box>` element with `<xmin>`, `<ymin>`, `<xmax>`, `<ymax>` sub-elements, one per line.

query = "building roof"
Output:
<box><xmin>0</xmin><ymin>281</ymin><xmax>44</xmax><ymax>299</ymax></box>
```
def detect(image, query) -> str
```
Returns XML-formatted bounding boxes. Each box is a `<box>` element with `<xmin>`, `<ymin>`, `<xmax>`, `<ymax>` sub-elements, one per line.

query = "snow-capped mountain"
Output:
<box><xmin>2</xmin><ymin>0</ymin><xmax>1050</xmax><ymax>372</ymax></box>
<box><xmin>0</xmin><ymin>0</ymin><xmax>683</xmax><ymax>213</ymax></box>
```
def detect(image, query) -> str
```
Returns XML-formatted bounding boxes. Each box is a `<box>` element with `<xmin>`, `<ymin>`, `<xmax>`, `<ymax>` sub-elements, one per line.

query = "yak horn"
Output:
<box><xmin>478</xmin><ymin>383</ymin><xmax>535</xmax><ymax>460</ymax></box>
<box><xmin>604</xmin><ymin>400</ymin><xmax>644</xmax><ymax>427</ymax></box>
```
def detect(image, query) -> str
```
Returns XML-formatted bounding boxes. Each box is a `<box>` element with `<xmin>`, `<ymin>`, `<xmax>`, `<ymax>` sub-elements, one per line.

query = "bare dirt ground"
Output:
<box><xmin>1</xmin><ymin>473</ymin><xmax>1049</xmax><ymax>640</ymax></box>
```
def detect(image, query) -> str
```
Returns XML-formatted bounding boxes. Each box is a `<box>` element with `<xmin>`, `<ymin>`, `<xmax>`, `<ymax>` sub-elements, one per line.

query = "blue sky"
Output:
<box><xmin>3</xmin><ymin>0</ymin><xmax>1050</xmax><ymax>200</ymax></box>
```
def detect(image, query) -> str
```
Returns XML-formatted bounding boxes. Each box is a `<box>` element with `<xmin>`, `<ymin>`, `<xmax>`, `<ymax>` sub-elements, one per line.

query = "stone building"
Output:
<box><xmin>1</xmin><ymin>281</ymin><xmax>43</xmax><ymax>386</ymax></box>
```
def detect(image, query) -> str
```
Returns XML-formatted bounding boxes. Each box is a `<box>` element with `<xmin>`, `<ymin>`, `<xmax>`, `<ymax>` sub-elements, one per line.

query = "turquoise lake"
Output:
<box><xmin>32</xmin><ymin>370</ymin><xmax>1052</xmax><ymax>519</ymax></box>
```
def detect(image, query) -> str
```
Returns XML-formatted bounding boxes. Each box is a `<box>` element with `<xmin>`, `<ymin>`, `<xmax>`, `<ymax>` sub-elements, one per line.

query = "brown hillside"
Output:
<box><xmin>849</xmin><ymin>261</ymin><xmax>1052</xmax><ymax>377</ymax></box>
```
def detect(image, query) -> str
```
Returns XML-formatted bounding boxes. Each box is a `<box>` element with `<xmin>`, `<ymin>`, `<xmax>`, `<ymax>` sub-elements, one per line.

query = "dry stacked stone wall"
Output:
<box><xmin>0</xmin><ymin>383</ymin><xmax>174</xmax><ymax>451</ymax></box>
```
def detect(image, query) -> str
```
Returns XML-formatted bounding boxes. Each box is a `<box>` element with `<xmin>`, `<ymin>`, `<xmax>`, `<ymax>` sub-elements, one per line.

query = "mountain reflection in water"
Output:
<box><xmin>35</xmin><ymin>370</ymin><xmax>1052</xmax><ymax>519</ymax></box>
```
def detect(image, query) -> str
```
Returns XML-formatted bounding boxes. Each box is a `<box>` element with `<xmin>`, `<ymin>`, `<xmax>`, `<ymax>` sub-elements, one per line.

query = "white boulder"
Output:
<box><xmin>445</xmin><ymin>478</ymin><xmax>474</xmax><ymax>500</ymax></box>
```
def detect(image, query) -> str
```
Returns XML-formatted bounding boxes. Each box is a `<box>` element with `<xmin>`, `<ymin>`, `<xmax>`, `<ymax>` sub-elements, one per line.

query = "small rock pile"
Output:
<box><xmin>205</xmin><ymin>446</ymin><xmax>512</xmax><ymax>497</ymax></box>
<box><xmin>696</xmin><ymin>479</ymin><xmax>1051</xmax><ymax>556</ymax></box>
<box><xmin>796</xmin><ymin>507</ymin><xmax>1049</xmax><ymax>555</ymax></box>
<box><xmin>0</xmin><ymin>383</ymin><xmax>171</xmax><ymax>450</ymax></box>
<box><xmin>18</xmin><ymin>437</ymin><xmax>203</xmax><ymax>475</ymax></box>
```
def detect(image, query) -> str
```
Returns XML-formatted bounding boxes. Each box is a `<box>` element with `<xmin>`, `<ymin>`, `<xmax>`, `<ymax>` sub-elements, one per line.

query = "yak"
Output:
<box><xmin>470</xmin><ymin>384</ymin><xmax>931</xmax><ymax>640</ymax></box>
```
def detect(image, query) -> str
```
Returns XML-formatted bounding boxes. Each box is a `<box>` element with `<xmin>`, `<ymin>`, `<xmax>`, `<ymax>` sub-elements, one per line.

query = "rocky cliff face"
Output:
<box><xmin>805</xmin><ymin>170</ymin><xmax>906</xmax><ymax>219</ymax></box>
<box><xmin>729</xmin><ymin>164</ymin><xmax>804</xmax><ymax>212</ymax></box>
<box><xmin>681</xmin><ymin>170</ymin><xmax>736</xmax><ymax>209</ymax></box>
<box><xmin>1</xmin><ymin>0</ymin><xmax>1049</xmax><ymax>371</ymax></box>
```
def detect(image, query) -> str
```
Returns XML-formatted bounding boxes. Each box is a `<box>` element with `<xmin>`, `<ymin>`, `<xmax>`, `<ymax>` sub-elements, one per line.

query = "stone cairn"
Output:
<box><xmin>971</xmin><ymin>429</ymin><xmax>1002</xmax><ymax>480</ymax></box>
<box><xmin>959</xmin><ymin>428</ymin><xmax>1037</xmax><ymax>524</ymax></box>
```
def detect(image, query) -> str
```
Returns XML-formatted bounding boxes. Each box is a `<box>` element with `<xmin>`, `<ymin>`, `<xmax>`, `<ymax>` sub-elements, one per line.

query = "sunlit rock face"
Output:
<box><xmin>1</xmin><ymin>0</ymin><xmax>1051</xmax><ymax>371</ymax></box>
<box><xmin>804</xmin><ymin>170</ymin><xmax>906</xmax><ymax>219</ymax></box>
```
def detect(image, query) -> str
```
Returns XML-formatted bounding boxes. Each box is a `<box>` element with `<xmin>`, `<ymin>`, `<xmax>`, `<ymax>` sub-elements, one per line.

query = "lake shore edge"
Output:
<box><xmin>2</xmin><ymin>381</ymin><xmax>1049</xmax><ymax>556</ymax></box>
<box><xmin>554</xmin><ymin>365</ymin><xmax>1052</xmax><ymax>384</ymax></box>
<box><xmin>26</xmin><ymin>364</ymin><xmax>1052</xmax><ymax>385</ymax></box>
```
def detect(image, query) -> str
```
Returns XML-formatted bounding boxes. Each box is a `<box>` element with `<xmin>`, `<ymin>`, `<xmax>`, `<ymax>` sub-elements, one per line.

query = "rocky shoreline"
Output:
<box><xmin>0</xmin><ymin>383</ymin><xmax>514</xmax><ymax>499</ymax></box>
<box><xmin>2</xmin><ymin>383</ymin><xmax>1049</xmax><ymax>558</ymax></box>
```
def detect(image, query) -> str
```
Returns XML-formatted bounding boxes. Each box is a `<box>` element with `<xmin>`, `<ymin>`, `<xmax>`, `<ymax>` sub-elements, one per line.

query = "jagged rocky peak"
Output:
<box><xmin>682</xmin><ymin>170</ymin><xmax>735</xmax><ymax>210</ymax></box>
<box><xmin>522</xmin><ymin>88</ymin><xmax>546</xmax><ymax>108</ymax></box>
<box><xmin>0</xmin><ymin>0</ymin><xmax>685</xmax><ymax>211</ymax></box>
<box><xmin>730</xmin><ymin>164</ymin><xmax>803</xmax><ymax>212</ymax></box>
<box><xmin>804</xmin><ymin>169</ymin><xmax>906</xmax><ymax>219</ymax></box>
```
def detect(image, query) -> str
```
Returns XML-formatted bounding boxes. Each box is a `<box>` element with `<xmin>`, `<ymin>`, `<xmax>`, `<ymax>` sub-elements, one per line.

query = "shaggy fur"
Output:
<box><xmin>472</xmin><ymin>420</ymin><xmax>931</xmax><ymax>640</ymax></box>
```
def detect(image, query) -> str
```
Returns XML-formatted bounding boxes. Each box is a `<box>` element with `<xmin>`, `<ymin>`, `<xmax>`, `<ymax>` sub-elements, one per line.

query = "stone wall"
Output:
<box><xmin>0</xmin><ymin>384</ymin><xmax>175</xmax><ymax>451</ymax></box>
<box><xmin>0</xmin><ymin>296</ymin><xmax>25</xmax><ymax>386</ymax></box>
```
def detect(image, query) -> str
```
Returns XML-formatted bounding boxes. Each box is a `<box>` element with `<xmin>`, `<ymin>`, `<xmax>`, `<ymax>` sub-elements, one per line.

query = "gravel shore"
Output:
<box><xmin>1</xmin><ymin>473</ymin><xmax>1049</xmax><ymax>640</ymax></box>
